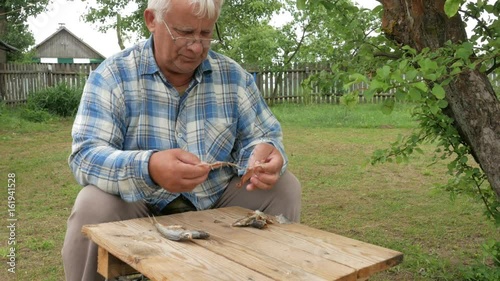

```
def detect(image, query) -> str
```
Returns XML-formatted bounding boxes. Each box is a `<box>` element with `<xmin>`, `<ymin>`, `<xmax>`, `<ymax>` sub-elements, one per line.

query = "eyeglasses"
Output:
<box><xmin>162</xmin><ymin>20</ymin><xmax>217</xmax><ymax>48</ymax></box>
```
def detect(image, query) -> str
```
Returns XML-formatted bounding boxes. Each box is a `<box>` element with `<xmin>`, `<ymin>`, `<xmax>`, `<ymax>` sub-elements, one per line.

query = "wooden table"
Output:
<box><xmin>82</xmin><ymin>206</ymin><xmax>403</xmax><ymax>281</ymax></box>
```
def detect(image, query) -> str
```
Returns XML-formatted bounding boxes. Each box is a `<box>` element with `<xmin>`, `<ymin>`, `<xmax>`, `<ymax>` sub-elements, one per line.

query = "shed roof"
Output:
<box><xmin>35</xmin><ymin>26</ymin><xmax>106</xmax><ymax>59</ymax></box>
<box><xmin>0</xmin><ymin>40</ymin><xmax>19</xmax><ymax>52</ymax></box>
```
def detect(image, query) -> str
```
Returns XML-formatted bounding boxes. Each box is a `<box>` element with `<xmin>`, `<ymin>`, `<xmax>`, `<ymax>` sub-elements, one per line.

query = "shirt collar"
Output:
<box><xmin>139</xmin><ymin>36</ymin><xmax>159</xmax><ymax>76</ymax></box>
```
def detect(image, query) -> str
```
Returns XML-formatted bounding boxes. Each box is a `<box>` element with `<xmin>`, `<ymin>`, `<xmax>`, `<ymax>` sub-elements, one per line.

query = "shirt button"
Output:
<box><xmin>177</xmin><ymin>133</ymin><xmax>182</xmax><ymax>138</ymax></box>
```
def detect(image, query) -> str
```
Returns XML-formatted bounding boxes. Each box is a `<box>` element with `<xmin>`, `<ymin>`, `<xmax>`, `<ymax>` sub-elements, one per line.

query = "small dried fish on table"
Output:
<box><xmin>148</xmin><ymin>215</ymin><xmax>210</xmax><ymax>241</ymax></box>
<box><xmin>232</xmin><ymin>210</ymin><xmax>275</xmax><ymax>229</ymax></box>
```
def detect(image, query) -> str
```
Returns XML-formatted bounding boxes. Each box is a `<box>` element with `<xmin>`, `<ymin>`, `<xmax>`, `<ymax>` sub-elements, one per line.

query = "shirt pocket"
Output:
<box><xmin>204</xmin><ymin>118</ymin><xmax>237</xmax><ymax>163</ymax></box>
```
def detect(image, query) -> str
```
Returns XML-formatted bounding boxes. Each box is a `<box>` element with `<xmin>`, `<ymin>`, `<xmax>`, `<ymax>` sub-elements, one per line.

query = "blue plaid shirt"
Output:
<box><xmin>69</xmin><ymin>37</ymin><xmax>287</xmax><ymax>211</ymax></box>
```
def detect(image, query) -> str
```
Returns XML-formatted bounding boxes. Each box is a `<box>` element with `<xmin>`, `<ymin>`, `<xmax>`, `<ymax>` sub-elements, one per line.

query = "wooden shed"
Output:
<box><xmin>33</xmin><ymin>25</ymin><xmax>106</xmax><ymax>64</ymax></box>
<box><xmin>0</xmin><ymin>40</ymin><xmax>19</xmax><ymax>63</ymax></box>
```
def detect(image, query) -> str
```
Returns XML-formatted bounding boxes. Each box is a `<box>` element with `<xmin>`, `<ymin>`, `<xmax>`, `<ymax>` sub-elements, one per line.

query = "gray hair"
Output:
<box><xmin>147</xmin><ymin>0</ymin><xmax>224</xmax><ymax>21</ymax></box>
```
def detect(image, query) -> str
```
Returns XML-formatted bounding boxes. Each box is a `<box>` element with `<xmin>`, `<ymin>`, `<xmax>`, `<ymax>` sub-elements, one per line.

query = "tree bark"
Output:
<box><xmin>0</xmin><ymin>6</ymin><xmax>7</xmax><ymax>38</ymax></box>
<box><xmin>379</xmin><ymin>0</ymin><xmax>500</xmax><ymax>199</ymax></box>
<box><xmin>116</xmin><ymin>14</ymin><xmax>126</xmax><ymax>50</ymax></box>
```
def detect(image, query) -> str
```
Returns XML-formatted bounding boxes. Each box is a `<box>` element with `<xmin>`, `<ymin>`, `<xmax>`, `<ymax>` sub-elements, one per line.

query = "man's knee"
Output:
<box><xmin>266</xmin><ymin>170</ymin><xmax>301</xmax><ymax>222</ymax></box>
<box><xmin>277</xmin><ymin>170</ymin><xmax>302</xmax><ymax>203</ymax></box>
<box><xmin>72</xmin><ymin>186</ymin><xmax>109</xmax><ymax>223</ymax></box>
<box><xmin>70</xmin><ymin>185</ymin><xmax>146</xmax><ymax>224</ymax></box>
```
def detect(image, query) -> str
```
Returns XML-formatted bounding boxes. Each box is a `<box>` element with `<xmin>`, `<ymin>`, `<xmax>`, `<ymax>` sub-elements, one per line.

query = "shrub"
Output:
<box><xmin>462</xmin><ymin>240</ymin><xmax>500</xmax><ymax>281</ymax></box>
<box><xmin>26</xmin><ymin>83</ymin><xmax>82</xmax><ymax>117</ymax></box>
<box><xmin>19</xmin><ymin>108</ymin><xmax>54</xmax><ymax>123</ymax></box>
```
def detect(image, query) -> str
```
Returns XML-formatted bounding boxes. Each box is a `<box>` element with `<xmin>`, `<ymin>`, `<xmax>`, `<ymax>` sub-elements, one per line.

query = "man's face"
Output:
<box><xmin>146</xmin><ymin>1</ymin><xmax>217</xmax><ymax>76</ymax></box>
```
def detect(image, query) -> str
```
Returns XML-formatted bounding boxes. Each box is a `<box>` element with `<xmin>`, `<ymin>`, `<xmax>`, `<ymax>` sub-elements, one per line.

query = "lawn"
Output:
<box><xmin>0</xmin><ymin>103</ymin><xmax>498</xmax><ymax>280</ymax></box>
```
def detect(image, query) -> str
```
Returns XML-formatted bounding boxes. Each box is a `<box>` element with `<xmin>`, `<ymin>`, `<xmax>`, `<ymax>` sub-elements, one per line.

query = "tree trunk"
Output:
<box><xmin>0</xmin><ymin>6</ymin><xmax>6</xmax><ymax>98</ymax></box>
<box><xmin>116</xmin><ymin>14</ymin><xmax>126</xmax><ymax>50</ymax></box>
<box><xmin>379</xmin><ymin>0</ymin><xmax>500</xmax><ymax>199</ymax></box>
<box><xmin>0</xmin><ymin>6</ymin><xmax>7</xmax><ymax>38</ymax></box>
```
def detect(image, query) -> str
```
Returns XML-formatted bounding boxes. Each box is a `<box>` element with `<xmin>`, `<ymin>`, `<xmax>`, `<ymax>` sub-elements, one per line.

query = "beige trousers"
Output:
<box><xmin>62</xmin><ymin>171</ymin><xmax>301</xmax><ymax>281</ymax></box>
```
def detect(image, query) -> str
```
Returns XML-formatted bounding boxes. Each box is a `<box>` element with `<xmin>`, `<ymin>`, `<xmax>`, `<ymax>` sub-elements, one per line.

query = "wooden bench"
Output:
<box><xmin>82</xmin><ymin>206</ymin><xmax>403</xmax><ymax>281</ymax></box>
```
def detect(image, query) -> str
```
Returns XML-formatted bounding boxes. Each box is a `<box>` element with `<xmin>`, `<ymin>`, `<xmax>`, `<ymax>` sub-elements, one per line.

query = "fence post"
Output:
<box><xmin>6</xmin><ymin>62</ymin><xmax>497</xmax><ymax>106</ymax></box>
<box><xmin>47</xmin><ymin>64</ymin><xmax>54</xmax><ymax>87</ymax></box>
<box><xmin>0</xmin><ymin>63</ymin><xmax>5</xmax><ymax>102</ymax></box>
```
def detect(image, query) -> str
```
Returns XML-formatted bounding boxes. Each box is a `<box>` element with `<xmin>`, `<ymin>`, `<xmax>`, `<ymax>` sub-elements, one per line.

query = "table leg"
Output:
<box><xmin>98</xmin><ymin>246</ymin><xmax>139</xmax><ymax>279</ymax></box>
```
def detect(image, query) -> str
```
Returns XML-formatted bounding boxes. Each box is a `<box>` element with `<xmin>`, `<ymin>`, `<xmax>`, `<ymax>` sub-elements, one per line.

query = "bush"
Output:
<box><xmin>463</xmin><ymin>240</ymin><xmax>500</xmax><ymax>281</ymax></box>
<box><xmin>19</xmin><ymin>108</ymin><xmax>54</xmax><ymax>123</ymax></box>
<box><xmin>26</xmin><ymin>83</ymin><xmax>82</xmax><ymax>117</ymax></box>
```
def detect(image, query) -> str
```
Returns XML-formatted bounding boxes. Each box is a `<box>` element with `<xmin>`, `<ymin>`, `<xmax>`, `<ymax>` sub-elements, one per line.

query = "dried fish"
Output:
<box><xmin>232</xmin><ymin>210</ymin><xmax>274</xmax><ymax>229</ymax></box>
<box><xmin>232</xmin><ymin>211</ymin><xmax>293</xmax><ymax>229</ymax></box>
<box><xmin>197</xmin><ymin>161</ymin><xmax>242</xmax><ymax>170</ymax></box>
<box><xmin>197</xmin><ymin>161</ymin><xmax>265</xmax><ymax>188</ymax></box>
<box><xmin>236</xmin><ymin>163</ymin><xmax>265</xmax><ymax>188</ymax></box>
<box><xmin>148</xmin><ymin>215</ymin><xmax>210</xmax><ymax>241</ymax></box>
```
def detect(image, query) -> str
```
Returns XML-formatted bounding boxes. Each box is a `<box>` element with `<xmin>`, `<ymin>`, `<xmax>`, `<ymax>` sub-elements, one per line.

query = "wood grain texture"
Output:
<box><xmin>82</xmin><ymin>206</ymin><xmax>402</xmax><ymax>281</ymax></box>
<box><xmin>97</xmin><ymin>247</ymin><xmax>138</xmax><ymax>279</ymax></box>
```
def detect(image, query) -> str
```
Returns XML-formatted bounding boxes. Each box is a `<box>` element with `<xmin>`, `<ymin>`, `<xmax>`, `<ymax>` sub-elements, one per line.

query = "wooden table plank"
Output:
<box><xmin>82</xmin><ymin>206</ymin><xmax>403</xmax><ymax>281</ymax></box>
<box><xmin>187</xmin><ymin>207</ymin><xmax>402</xmax><ymax>280</ymax></box>
<box><xmin>83</xmin><ymin>217</ymin><xmax>275</xmax><ymax>281</ymax></box>
<box><xmin>97</xmin><ymin>247</ymin><xmax>138</xmax><ymax>279</ymax></box>
<box><xmin>208</xmin><ymin>207</ymin><xmax>403</xmax><ymax>280</ymax></box>
<box><xmin>165</xmin><ymin>209</ymin><xmax>357</xmax><ymax>281</ymax></box>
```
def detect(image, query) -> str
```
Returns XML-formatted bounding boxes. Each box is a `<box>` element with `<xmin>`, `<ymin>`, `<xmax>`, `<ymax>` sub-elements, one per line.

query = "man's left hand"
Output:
<box><xmin>245</xmin><ymin>143</ymin><xmax>284</xmax><ymax>191</ymax></box>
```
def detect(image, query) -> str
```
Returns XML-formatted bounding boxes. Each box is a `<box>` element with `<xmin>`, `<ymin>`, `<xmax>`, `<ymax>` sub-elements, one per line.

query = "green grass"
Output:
<box><xmin>0</xmin><ymin>103</ymin><xmax>498</xmax><ymax>280</ymax></box>
<box><xmin>271</xmin><ymin>102</ymin><xmax>418</xmax><ymax>129</ymax></box>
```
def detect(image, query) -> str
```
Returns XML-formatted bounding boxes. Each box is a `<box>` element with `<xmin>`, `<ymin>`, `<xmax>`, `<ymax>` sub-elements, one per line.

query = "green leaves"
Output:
<box><xmin>455</xmin><ymin>42</ymin><xmax>474</xmax><ymax>61</ymax></box>
<box><xmin>297</xmin><ymin>0</ymin><xmax>307</xmax><ymax>10</ymax></box>
<box><xmin>368</xmin><ymin>78</ymin><xmax>389</xmax><ymax>92</ymax></box>
<box><xmin>413</xmin><ymin>81</ymin><xmax>429</xmax><ymax>93</ymax></box>
<box><xmin>377</xmin><ymin>65</ymin><xmax>392</xmax><ymax>79</ymax></box>
<box><xmin>432</xmin><ymin>84</ymin><xmax>446</xmax><ymax>99</ymax></box>
<box><xmin>348</xmin><ymin>73</ymin><xmax>369</xmax><ymax>84</ymax></box>
<box><xmin>381</xmin><ymin>98</ymin><xmax>395</xmax><ymax>115</ymax></box>
<box><xmin>408</xmin><ymin>88</ymin><xmax>422</xmax><ymax>101</ymax></box>
<box><xmin>405</xmin><ymin>69</ymin><xmax>419</xmax><ymax>81</ymax></box>
<box><xmin>444</xmin><ymin>0</ymin><xmax>464</xmax><ymax>17</ymax></box>
<box><xmin>339</xmin><ymin>92</ymin><xmax>359</xmax><ymax>109</ymax></box>
<box><xmin>2</xmin><ymin>0</ymin><xmax>48</xmax><ymax>57</ymax></box>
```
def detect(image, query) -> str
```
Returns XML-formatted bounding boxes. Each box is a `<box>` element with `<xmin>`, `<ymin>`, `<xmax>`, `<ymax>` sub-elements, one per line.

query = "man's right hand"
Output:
<box><xmin>148</xmin><ymin>149</ymin><xmax>210</xmax><ymax>193</ymax></box>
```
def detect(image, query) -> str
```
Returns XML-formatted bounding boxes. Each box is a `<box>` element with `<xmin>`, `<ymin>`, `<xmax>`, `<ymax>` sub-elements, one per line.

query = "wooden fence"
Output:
<box><xmin>1</xmin><ymin>62</ymin><xmax>498</xmax><ymax>105</ymax></box>
<box><xmin>0</xmin><ymin>63</ymin><xmax>99</xmax><ymax>105</ymax></box>
<box><xmin>248</xmin><ymin>63</ymin><xmax>378</xmax><ymax>104</ymax></box>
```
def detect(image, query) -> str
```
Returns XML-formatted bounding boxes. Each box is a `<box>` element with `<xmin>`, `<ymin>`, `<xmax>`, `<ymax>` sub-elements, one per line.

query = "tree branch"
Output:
<box><xmin>284</xmin><ymin>21</ymin><xmax>310</xmax><ymax>65</ymax></box>
<box><xmin>373</xmin><ymin>51</ymin><xmax>402</xmax><ymax>60</ymax></box>
<box><xmin>459</xmin><ymin>9</ymin><xmax>494</xmax><ymax>39</ymax></box>
<box><xmin>485</xmin><ymin>61</ymin><xmax>499</xmax><ymax>75</ymax></box>
<box><xmin>116</xmin><ymin>14</ymin><xmax>125</xmax><ymax>50</ymax></box>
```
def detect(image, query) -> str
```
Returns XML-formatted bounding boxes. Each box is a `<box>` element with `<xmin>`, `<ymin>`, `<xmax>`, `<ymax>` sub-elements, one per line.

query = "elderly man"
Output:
<box><xmin>62</xmin><ymin>0</ymin><xmax>301</xmax><ymax>280</ymax></box>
